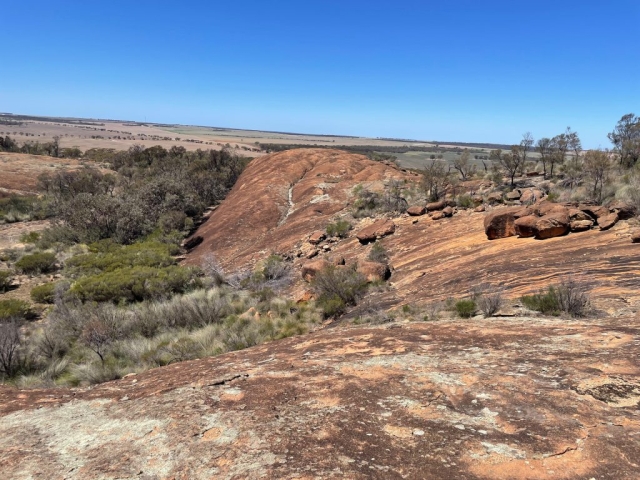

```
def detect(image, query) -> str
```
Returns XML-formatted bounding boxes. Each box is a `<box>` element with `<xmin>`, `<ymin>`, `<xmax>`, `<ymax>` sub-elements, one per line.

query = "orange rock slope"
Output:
<box><xmin>1</xmin><ymin>316</ymin><xmax>639</xmax><ymax>479</ymax></box>
<box><xmin>186</xmin><ymin>148</ymin><xmax>640</xmax><ymax>313</ymax></box>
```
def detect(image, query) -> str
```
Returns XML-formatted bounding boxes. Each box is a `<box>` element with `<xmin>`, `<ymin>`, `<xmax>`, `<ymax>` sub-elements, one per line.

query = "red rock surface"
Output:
<box><xmin>1</xmin><ymin>317</ymin><xmax>639</xmax><ymax>479</ymax></box>
<box><xmin>356</xmin><ymin>219</ymin><xmax>396</xmax><ymax>243</ymax></box>
<box><xmin>185</xmin><ymin>148</ymin><xmax>410</xmax><ymax>270</ymax></box>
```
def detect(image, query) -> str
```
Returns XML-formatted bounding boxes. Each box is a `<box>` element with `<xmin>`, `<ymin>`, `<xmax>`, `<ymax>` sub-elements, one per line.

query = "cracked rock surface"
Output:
<box><xmin>1</xmin><ymin>316</ymin><xmax>639</xmax><ymax>479</ymax></box>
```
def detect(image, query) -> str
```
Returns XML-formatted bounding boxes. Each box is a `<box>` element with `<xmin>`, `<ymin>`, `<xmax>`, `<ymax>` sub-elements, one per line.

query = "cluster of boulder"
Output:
<box><xmin>406</xmin><ymin>199</ymin><xmax>459</xmax><ymax>220</ymax></box>
<box><xmin>484</xmin><ymin>200</ymin><xmax>634</xmax><ymax>240</ymax></box>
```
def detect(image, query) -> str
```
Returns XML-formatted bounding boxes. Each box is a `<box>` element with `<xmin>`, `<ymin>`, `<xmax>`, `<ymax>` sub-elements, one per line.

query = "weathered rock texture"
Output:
<box><xmin>356</xmin><ymin>219</ymin><xmax>396</xmax><ymax>244</ymax></box>
<box><xmin>1</xmin><ymin>317</ymin><xmax>639</xmax><ymax>479</ymax></box>
<box><xmin>185</xmin><ymin>149</ymin><xmax>410</xmax><ymax>269</ymax></box>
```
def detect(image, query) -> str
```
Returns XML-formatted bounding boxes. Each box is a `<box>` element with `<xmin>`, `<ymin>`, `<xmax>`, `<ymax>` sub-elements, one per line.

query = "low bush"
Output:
<box><xmin>367</xmin><ymin>242</ymin><xmax>388</xmax><ymax>264</ymax></box>
<box><xmin>69</xmin><ymin>265</ymin><xmax>201</xmax><ymax>303</ymax></box>
<box><xmin>456</xmin><ymin>194</ymin><xmax>474</xmax><ymax>208</ymax></box>
<box><xmin>312</xmin><ymin>265</ymin><xmax>368</xmax><ymax>317</ymax></box>
<box><xmin>30</xmin><ymin>282</ymin><xmax>57</xmax><ymax>304</ymax></box>
<box><xmin>0</xmin><ymin>271</ymin><xmax>12</xmax><ymax>292</ymax></box>
<box><xmin>15</xmin><ymin>251</ymin><xmax>57</xmax><ymax>274</ymax></box>
<box><xmin>472</xmin><ymin>285</ymin><xmax>504</xmax><ymax>317</ymax></box>
<box><xmin>521</xmin><ymin>288</ymin><xmax>560</xmax><ymax>315</ymax></box>
<box><xmin>326</xmin><ymin>219</ymin><xmax>352</xmax><ymax>238</ymax></box>
<box><xmin>0</xmin><ymin>299</ymin><xmax>35</xmax><ymax>321</ymax></box>
<box><xmin>20</xmin><ymin>231</ymin><xmax>40</xmax><ymax>244</ymax></box>
<box><xmin>455</xmin><ymin>299</ymin><xmax>476</xmax><ymax>318</ymax></box>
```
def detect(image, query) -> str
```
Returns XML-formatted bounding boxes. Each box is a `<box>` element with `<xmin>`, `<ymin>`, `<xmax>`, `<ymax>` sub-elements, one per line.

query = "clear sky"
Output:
<box><xmin>2</xmin><ymin>1</ymin><xmax>638</xmax><ymax>147</ymax></box>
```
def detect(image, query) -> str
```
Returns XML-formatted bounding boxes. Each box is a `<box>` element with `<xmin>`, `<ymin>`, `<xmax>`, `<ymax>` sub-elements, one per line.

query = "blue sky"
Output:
<box><xmin>2</xmin><ymin>1</ymin><xmax>638</xmax><ymax>147</ymax></box>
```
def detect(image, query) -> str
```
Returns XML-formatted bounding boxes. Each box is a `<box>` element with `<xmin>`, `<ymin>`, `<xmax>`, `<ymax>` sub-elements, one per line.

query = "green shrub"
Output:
<box><xmin>0</xmin><ymin>271</ymin><xmax>12</xmax><ymax>292</ymax></box>
<box><xmin>20</xmin><ymin>231</ymin><xmax>40</xmax><ymax>244</ymax></box>
<box><xmin>31</xmin><ymin>283</ymin><xmax>57</xmax><ymax>304</ymax></box>
<box><xmin>15</xmin><ymin>252</ymin><xmax>57</xmax><ymax>274</ymax></box>
<box><xmin>0</xmin><ymin>299</ymin><xmax>35</xmax><ymax>320</ymax></box>
<box><xmin>456</xmin><ymin>194</ymin><xmax>474</xmax><ymax>208</ymax></box>
<box><xmin>312</xmin><ymin>265</ymin><xmax>368</xmax><ymax>317</ymax></box>
<box><xmin>521</xmin><ymin>280</ymin><xmax>590</xmax><ymax>317</ymax></box>
<box><xmin>521</xmin><ymin>288</ymin><xmax>560</xmax><ymax>315</ymax></box>
<box><xmin>70</xmin><ymin>265</ymin><xmax>201</xmax><ymax>303</ymax></box>
<box><xmin>66</xmin><ymin>240</ymin><xmax>177</xmax><ymax>276</ymax></box>
<box><xmin>326</xmin><ymin>219</ymin><xmax>352</xmax><ymax>238</ymax></box>
<box><xmin>455</xmin><ymin>299</ymin><xmax>476</xmax><ymax>318</ymax></box>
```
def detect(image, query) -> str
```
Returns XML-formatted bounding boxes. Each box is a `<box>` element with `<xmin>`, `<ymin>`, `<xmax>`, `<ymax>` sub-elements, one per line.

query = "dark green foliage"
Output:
<box><xmin>0</xmin><ymin>299</ymin><xmax>34</xmax><ymax>321</ymax></box>
<box><xmin>0</xmin><ymin>271</ymin><xmax>12</xmax><ymax>292</ymax></box>
<box><xmin>521</xmin><ymin>288</ymin><xmax>561</xmax><ymax>315</ymax></box>
<box><xmin>326</xmin><ymin>219</ymin><xmax>352</xmax><ymax>238</ymax></box>
<box><xmin>15</xmin><ymin>252</ymin><xmax>57</xmax><ymax>274</ymax></box>
<box><xmin>312</xmin><ymin>265</ymin><xmax>368</xmax><ymax>317</ymax></box>
<box><xmin>455</xmin><ymin>299</ymin><xmax>476</xmax><ymax>318</ymax></box>
<box><xmin>30</xmin><ymin>283</ymin><xmax>57</xmax><ymax>304</ymax></box>
<box><xmin>38</xmin><ymin>145</ymin><xmax>249</xmax><ymax>244</ymax></box>
<box><xmin>66</xmin><ymin>240</ymin><xmax>177</xmax><ymax>276</ymax></box>
<box><xmin>20</xmin><ymin>231</ymin><xmax>40</xmax><ymax>244</ymax></box>
<box><xmin>69</xmin><ymin>265</ymin><xmax>201</xmax><ymax>303</ymax></box>
<box><xmin>0</xmin><ymin>195</ymin><xmax>49</xmax><ymax>223</ymax></box>
<box><xmin>456</xmin><ymin>194</ymin><xmax>474</xmax><ymax>208</ymax></box>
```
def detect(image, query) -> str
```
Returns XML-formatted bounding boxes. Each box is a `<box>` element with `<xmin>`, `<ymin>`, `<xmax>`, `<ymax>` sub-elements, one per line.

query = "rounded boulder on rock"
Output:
<box><xmin>514</xmin><ymin>215</ymin><xmax>538</xmax><ymax>238</ymax></box>
<box><xmin>598</xmin><ymin>212</ymin><xmax>619</xmax><ymax>231</ymax></box>
<box><xmin>486</xmin><ymin>192</ymin><xmax>503</xmax><ymax>204</ymax></box>
<box><xmin>474</xmin><ymin>205</ymin><xmax>486</xmax><ymax>213</ymax></box>
<box><xmin>579</xmin><ymin>204</ymin><xmax>610</xmax><ymax>220</ymax></box>
<box><xmin>308</xmin><ymin>231</ymin><xmax>326</xmax><ymax>245</ymax></box>
<box><xmin>356</xmin><ymin>219</ymin><xmax>396</xmax><ymax>244</ymax></box>
<box><xmin>535</xmin><ymin>209</ymin><xmax>570</xmax><ymax>239</ymax></box>
<box><xmin>357</xmin><ymin>261</ymin><xmax>391</xmax><ymax>282</ymax></box>
<box><xmin>442</xmin><ymin>206</ymin><xmax>454</xmax><ymax>217</ymax></box>
<box><xmin>568</xmin><ymin>208</ymin><xmax>593</xmax><ymax>222</ymax></box>
<box><xmin>301</xmin><ymin>259</ymin><xmax>329</xmax><ymax>282</ymax></box>
<box><xmin>631</xmin><ymin>231</ymin><xmax>640</xmax><ymax>243</ymax></box>
<box><xmin>426</xmin><ymin>200</ymin><xmax>446</xmax><ymax>212</ymax></box>
<box><xmin>506</xmin><ymin>190</ymin><xmax>521</xmax><ymax>201</ymax></box>
<box><xmin>483</xmin><ymin>207</ymin><xmax>524</xmax><ymax>239</ymax></box>
<box><xmin>431</xmin><ymin>211</ymin><xmax>446</xmax><ymax>220</ymax></box>
<box><xmin>519</xmin><ymin>188</ymin><xmax>544</xmax><ymax>204</ymax></box>
<box><xmin>407</xmin><ymin>205</ymin><xmax>426</xmax><ymax>216</ymax></box>
<box><xmin>570</xmin><ymin>220</ymin><xmax>593</xmax><ymax>232</ymax></box>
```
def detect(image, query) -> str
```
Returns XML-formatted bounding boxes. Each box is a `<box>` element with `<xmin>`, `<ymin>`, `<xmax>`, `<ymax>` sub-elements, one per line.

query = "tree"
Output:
<box><xmin>453</xmin><ymin>150</ymin><xmax>475</xmax><ymax>180</ymax></box>
<box><xmin>491</xmin><ymin>147</ymin><xmax>522</xmax><ymax>187</ymax></box>
<box><xmin>536</xmin><ymin>137</ymin><xmax>553</xmax><ymax>178</ymax></box>
<box><xmin>608</xmin><ymin>113</ymin><xmax>640</xmax><ymax>168</ymax></box>
<box><xmin>517</xmin><ymin>132</ymin><xmax>534</xmax><ymax>174</ymax></box>
<box><xmin>583</xmin><ymin>150</ymin><xmax>612</xmax><ymax>203</ymax></box>
<box><xmin>0</xmin><ymin>321</ymin><xmax>22</xmax><ymax>378</ymax></box>
<box><xmin>422</xmin><ymin>160</ymin><xmax>450</xmax><ymax>201</ymax></box>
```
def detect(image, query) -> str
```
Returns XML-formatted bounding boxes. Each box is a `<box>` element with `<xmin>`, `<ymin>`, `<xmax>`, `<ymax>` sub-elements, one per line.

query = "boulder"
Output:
<box><xmin>609</xmin><ymin>201</ymin><xmax>636</xmax><ymax>220</ymax></box>
<box><xmin>183</xmin><ymin>235</ymin><xmax>203</xmax><ymax>250</ymax></box>
<box><xmin>426</xmin><ymin>200</ymin><xmax>446</xmax><ymax>212</ymax></box>
<box><xmin>483</xmin><ymin>207</ymin><xmax>522</xmax><ymax>240</ymax></box>
<box><xmin>520</xmin><ymin>188</ymin><xmax>544</xmax><ymax>204</ymax></box>
<box><xmin>471</xmin><ymin>195</ymin><xmax>483</xmax><ymax>205</ymax></box>
<box><xmin>514</xmin><ymin>215</ymin><xmax>539</xmax><ymax>238</ymax></box>
<box><xmin>568</xmin><ymin>208</ymin><xmax>593</xmax><ymax>222</ymax></box>
<box><xmin>598</xmin><ymin>212</ymin><xmax>619</xmax><ymax>231</ymax></box>
<box><xmin>631</xmin><ymin>231</ymin><xmax>640</xmax><ymax>243</ymax></box>
<box><xmin>301</xmin><ymin>259</ymin><xmax>329</xmax><ymax>282</ymax></box>
<box><xmin>431</xmin><ymin>211</ymin><xmax>446</xmax><ymax>220</ymax></box>
<box><xmin>579</xmin><ymin>205</ymin><xmax>609</xmax><ymax>220</ymax></box>
<box><xmin>407</xmin><ymin>205</ymin><xmax>426</xmax><ymax>216</ymax></box>
<box><xmin>486</xmin><ymin>192</ymin><xmax>503</xmax><ymax>204</ymax></box>
<box><xmin>474</xmin><ymin>205</ymin><xmax>486</xmax><ymax>213</ymax></box>
<box><xmin>442</xmin><ymin>206</ymin><xmax>454</xmax><ymax>217</ymax></box>
<box><xmin>506</xmin><ymin>190</ymin><xmax>521</xmax><ymax>201</ymax></box>
<box><xmin>535</xmin><ymin>211</ymin><xmax>570</xmax><ymax>239</ymax></box>
<box><xmin>357</xmin><ymin>261</ymin><xmax>391</xmax><ymax>282</ymax></box>
<box><xmin>534</xmin><ymin>201</ymin><xmax>569</xmax><ymax>217</ymax></box>
<box><xmin>356</xmin><ymin>219</ymin><xmax>396</xmax><ymax>244</ymax></box>
<box><xmin>570</xmin><ymin>220</ymin><xmax>593</xmax><ymax>232</ymax></box>
<box><xmin>308</xmin><ymin>231</ymin><xmax>326</xmax><ymax>245</ymax></box>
